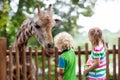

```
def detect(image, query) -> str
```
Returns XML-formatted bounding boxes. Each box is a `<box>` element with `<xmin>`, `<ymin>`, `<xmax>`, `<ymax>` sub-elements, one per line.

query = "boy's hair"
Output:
<box><xmin>54</xmin><ymin>32</ymin><xmax>73</xmax><ymax>51</ymax></box>
<box><xmin>88</xmin><ymin>27</ymin><xmax>105</xmax><ymax>47</ymax></box>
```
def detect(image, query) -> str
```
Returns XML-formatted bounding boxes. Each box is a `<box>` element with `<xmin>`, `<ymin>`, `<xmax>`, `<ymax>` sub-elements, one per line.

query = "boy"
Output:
<box><xmin>54</xmin><ymin>32</ymin><xmax>76</xmax><ymax>80</ymax></box>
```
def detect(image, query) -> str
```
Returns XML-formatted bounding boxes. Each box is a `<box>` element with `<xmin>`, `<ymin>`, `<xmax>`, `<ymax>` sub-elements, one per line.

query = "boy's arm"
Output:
<box><xmin>57</xmin><ymin>68</ymin><xmax>64</xmax><ymax>75</ymax></box>
<box><xmin>57</xmin><ymin>57</ymin><xmax>66</xmax><ymax>75</ymax></box>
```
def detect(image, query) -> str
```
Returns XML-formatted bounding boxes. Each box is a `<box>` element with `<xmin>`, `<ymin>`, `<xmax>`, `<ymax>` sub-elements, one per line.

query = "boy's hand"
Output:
<box><xmin>57</xmin><ymin>68</ymin><xmax>64</xmax><ymax>75</ymax></box>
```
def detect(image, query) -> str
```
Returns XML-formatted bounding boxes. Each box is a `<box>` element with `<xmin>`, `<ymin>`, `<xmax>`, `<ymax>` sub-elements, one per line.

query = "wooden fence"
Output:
<box><xmin>0</xmin><ymin>37</ymin><xmax>120</xmax><ymax>80</ymax></box>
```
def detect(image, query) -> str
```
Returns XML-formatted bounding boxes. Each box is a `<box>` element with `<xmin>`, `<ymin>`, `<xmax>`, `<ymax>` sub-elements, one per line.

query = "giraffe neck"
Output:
<box><xmin>15</xmin><ymin>18</ymin><xmax>35</xmax><ymax>48</ymax></box>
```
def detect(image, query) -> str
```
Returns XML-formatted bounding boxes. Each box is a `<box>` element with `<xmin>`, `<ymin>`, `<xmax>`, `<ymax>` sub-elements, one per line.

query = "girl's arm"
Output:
<box><xmin>84</xmin><ymin>58</ymin><xmax>100</xmax><ymax>76</ymax></box>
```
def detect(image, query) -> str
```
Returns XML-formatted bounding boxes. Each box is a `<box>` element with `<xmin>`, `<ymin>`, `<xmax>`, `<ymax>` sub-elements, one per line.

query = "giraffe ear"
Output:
<box><xmin>54</xmin><ymin>19</ymin><xmax>62</xmax><ymax>24</ymax></box>
<box><xmin>47</xmin><ymin>4</ymin><xmax>52</xmax><ymax>12</ymax></box>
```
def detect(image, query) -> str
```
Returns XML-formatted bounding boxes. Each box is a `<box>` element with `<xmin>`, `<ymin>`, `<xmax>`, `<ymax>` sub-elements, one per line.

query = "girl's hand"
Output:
<box><xmin>84</xmin><ymin>69</ymin><xmax>89</xmax><ymax>76</ymax></box>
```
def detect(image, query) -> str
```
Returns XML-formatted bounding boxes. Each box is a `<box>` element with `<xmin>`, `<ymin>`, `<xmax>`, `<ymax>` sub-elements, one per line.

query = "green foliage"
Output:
<box><xmin>0</xmin><ymin>0</ymin><xmax>14</xmax><ymax>47</ymax></box>
<box><xmin>72</xmin><ymin>0</ymin><xmax>79</xmax><ymax>5</ymax></box>
<box><xmin>0</xmin><ymin>1</ymin><xmax>10</xmax><ymax>27</ymax></box>
<box><xmin>52</xmin><ymin>0</ymin><xmax>96</xmax><ymax>36</ymax></box>
<box><xmin>80</xmin><ymin>6</ymin><xmax>93</xmax><ymax>16</ymax></box>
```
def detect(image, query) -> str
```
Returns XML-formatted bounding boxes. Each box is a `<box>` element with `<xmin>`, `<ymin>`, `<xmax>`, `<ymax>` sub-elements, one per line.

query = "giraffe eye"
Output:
<box><xmin>35</xmin><ymin>24</ymin><xmax>41</xmax><ymax>29</ymax></box>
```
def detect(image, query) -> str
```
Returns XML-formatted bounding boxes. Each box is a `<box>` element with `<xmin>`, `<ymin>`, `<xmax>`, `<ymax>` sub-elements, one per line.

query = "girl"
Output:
<box><xmin>84</xmin><ymin>27</ymin><xmax>106</xmax><ymax>80</ymax></box>
<box><xmin>54</xmin><ymin>32</ymin><xmax>76</xmax><ymax>80</ymax></box>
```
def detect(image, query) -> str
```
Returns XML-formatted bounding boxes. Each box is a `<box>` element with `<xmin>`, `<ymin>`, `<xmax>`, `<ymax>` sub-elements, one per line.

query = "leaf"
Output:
<box><xmin>72</xmin><ymin>0</ymin><xmax>79</xmax><ymax>5</ymax></box>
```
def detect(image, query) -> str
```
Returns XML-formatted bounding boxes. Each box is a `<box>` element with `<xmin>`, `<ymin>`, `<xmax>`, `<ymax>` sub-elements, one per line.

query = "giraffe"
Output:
<box><xmin>8</xmin><ymin>4</ymin><xmax>60</xmax><ymax>80</ymax></box>
<box><xmin>14</xmin><ymin>4</ymin><xmax>59</xmax><ymax>49</ymax></box>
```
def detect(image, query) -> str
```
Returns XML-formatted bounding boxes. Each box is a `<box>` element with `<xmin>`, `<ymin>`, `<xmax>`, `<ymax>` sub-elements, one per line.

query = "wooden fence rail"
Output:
<box><xmin>0</xmin><ymin>37</ymin><xmax>120</xmax><ymax>80</ymax></box>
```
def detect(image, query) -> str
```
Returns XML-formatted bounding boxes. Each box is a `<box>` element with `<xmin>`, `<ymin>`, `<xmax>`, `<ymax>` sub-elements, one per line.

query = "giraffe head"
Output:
<box><xmin>32</xmin><ymin>4</ymin><xmax>60</xmax><ymax>48</ymax></box>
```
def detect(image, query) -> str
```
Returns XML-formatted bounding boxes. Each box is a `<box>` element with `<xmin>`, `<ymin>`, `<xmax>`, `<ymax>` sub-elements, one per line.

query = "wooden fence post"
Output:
<box><xmin>9</xmin><ymin>47</ymin><xmax>13</xmax><ymax>80</ymax></box>
<box><xmin>85</xmin><ymin>43</ymin><xmax>89</xmax><ymax>80</ymax></box>
<box><xmin>23</xmin><ymin>45</ymin><xmax>27</xmax><ymax>80</ymax></box>
<box><xmin>113</xmin><ymin>45</ymin><xmax>116</xmax><ymax>80</ymax></box>
<box><xmin>48</xmin><ymin>56</ymin><xmax>51</xmax><ymax>80</ymax></box>
<box><xmin>29</xmin><ymin>47</ymin><xmax>34</xmax><ymax>80</ymax></box>
<box><xmin>85</xmin><ymin>43</ymin><xmax>88</xmax><ymax>62</ymax></box>
<box><xmin>55</xmin><ymin>47</ymin><xmax>58</xmax><ymax>80</ymax></box>
<box><xmin>35</xmin><ymin>47</ymin><xmax>39</xmax><ymax>80</ymax></box>
<box><xmin>42</xmin><ymin>48</ymin><xmax>45</xmax><ymax>80</ymax></box>
<box><xmin>15</xmin><ymin>46</ymin><xmax>20</xmax><ymax>80</ymax></box>
<box><xmin>0</xmin><ymin>38</ymin><xmax>7</xmax><ymax>80</ymax></box>
<box><xmin>78</xmin><ymin>46</ymin><xmax>81</xmax><ymax>80</ymax></box>
<box><xmin>106</xmin><ymin>43</ymin><xmax>110</xmax><ymax>80</ymax></box>
<box><xmin>118</xmin><ymin>38</ymin><xmax>120</xmax><ymax>80</ymax></box>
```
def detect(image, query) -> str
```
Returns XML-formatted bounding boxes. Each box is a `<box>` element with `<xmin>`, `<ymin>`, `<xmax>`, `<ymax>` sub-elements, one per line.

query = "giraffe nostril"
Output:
<box><xmin>47</xmin><ymin>43</ymin><xmax>54</xmax><ymax>48</ymax></box>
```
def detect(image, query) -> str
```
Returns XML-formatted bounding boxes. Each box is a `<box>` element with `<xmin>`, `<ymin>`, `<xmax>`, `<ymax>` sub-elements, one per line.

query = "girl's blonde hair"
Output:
<box><xmin>88</xmin><ymin>27</ymin><xmax>105</xmax><ymax>48</ymax></box>
<box><xmin>54</xmin><ymin>32</ymin><xmax>73</xmax><ymax>51</ymax></box>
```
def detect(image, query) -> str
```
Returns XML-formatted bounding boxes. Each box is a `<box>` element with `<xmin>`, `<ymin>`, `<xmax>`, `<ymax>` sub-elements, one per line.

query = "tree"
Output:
<box><xmin>0</xmin><ymin>0</ymin><xmax>14</xmax><ymax>47</ymax></box>
<box><xmin>52</xmin><ymin>0</ymin><xmax>96</xmax><ymax>36</ymax></box>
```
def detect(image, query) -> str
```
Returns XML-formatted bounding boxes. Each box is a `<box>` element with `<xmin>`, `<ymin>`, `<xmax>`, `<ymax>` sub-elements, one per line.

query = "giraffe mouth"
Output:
<box><xmin>38</xmin><ymin>39</ymin><xmax>55</xmax><ymax>56</ymax></box>
<box><xmin>45</xmin><ymin>47</ymin><xmax>55</xmax><ymax>56</ymax></box>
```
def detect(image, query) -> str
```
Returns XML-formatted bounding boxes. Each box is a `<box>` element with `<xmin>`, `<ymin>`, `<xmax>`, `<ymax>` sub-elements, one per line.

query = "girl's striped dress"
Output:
<box><xmin>87</xmin><ymin>43</ymin><xmax>106</xmax><ymax>80</ymax></box>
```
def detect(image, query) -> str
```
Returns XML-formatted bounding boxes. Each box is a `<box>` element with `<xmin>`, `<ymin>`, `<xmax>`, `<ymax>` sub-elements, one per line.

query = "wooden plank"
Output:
<box><xmin>29</xmin><ymin>47</ymin><xmax>34</xmax><ymax>80</ymax></box>
<box><xmin>106</xmin><ymin>43</ymin><xmax>110</xmax><ymax>80</ymax></box>
<box><xmin>6</xmin><ymin>49</ymin><xmax>118</xmax><ymax>55</ymax></box>
<box><xmin>42</xmin><ymin>48</ymin><xmax>45</xmax><ymax>80</ymax></box>
<box><xmin>55</xmin><ymin>47</ymin><xmax>58</xmax><ymax>80</ymax></box>
<box><xmin>35</xmin><ymin>47</ymin><xmax>39</xmax><ymax>80</ymax></box>
<box><xmin>78</xmin><ymin>46</ymin><xmax>81</xmax><ymax>80</ymax></box>
<box><xmin>9</xmin><ymin>47</ymin><xmax>13</xmax><ymax>80</ymax></box>
<box><xmin>0</xmin><ymin>38</ymin><xmax>7</xmax><ymax>80</ymax></box>
<box><xmin>118</xmin><ymin>38</ymin><xmax>120</xmax><ymax>80</ymax></box>
<box><xmin>48</xmin><ymin>56</ymin><xmax>51</xmax><ymax>80</ymax></box>
<box><xmin>15</xmin><ymin>47</ymin><xmax>20</xmax><ymax>80</ymax></box>
<box><xmin>113</xmin><ymin>45</ymin><xmax>116</xmax><ymax>80</ymax></box>
<box><xmin>85</xmin><ymin>43</ymin><xmax>88</xmax><ymax>80</ymax></box>
<box><xmin>23</xmin><ymin>46</ymin><xmax>27</xmax><ymax>80</ymax></box>
<box><xmin>85</xmin><ymin>43</ymin><xmax>89</xmax><ymax>62</ymax></box>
